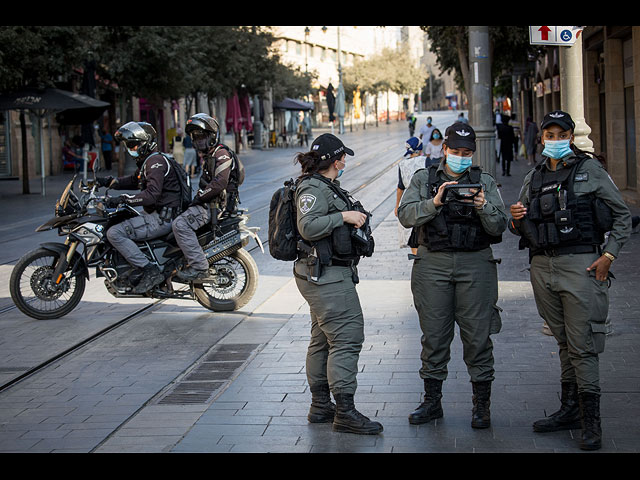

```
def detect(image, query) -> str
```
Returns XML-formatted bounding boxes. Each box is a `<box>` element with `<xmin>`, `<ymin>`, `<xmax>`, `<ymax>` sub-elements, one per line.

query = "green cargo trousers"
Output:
<box><xmin>411</xmin><ymin>246</ymin><xmax>502</xmax><ymax>383</ymax></box>
<box><xmin>295</xmin><ymin>265</ymin><xmax>364</xmax><ymax>396</ymax></box>
<box><xmin>530</xmin><ymin>252</ymin><xmax>609</xmax><ymax>395</ymax></box>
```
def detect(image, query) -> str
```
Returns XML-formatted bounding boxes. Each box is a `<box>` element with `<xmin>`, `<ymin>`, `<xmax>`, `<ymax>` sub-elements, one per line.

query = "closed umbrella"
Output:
<box><xmin>226</xmin><ymin>91</ymin><xmax>243</xmax><ymax>151</ymax></box>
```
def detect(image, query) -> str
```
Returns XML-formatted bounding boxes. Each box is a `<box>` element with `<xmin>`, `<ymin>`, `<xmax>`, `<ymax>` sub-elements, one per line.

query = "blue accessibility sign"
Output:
<box><xmin>560</xmin><ymin>30</ymin><xmax>573</xmax><ymax>42</ymax></box>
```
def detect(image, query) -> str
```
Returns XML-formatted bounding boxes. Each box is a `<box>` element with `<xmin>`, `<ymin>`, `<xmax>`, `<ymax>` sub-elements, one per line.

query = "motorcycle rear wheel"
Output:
<box><xmin>193</xmin><ymin>248</ymin><xmax>258</xmax><ymax>312</ymax></box>
<box><xmin>10</xmin><ymin>247</ymin><xmax>86</xmax><ymax>320</ymax></box>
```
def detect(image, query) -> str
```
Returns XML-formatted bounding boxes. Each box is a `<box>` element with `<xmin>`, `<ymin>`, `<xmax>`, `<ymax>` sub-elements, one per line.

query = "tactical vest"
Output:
<box><xmin>523</xmin><ymin>154</ymin><xmax>605</xmax><ymax>256</ymax></box>
<box><xmin>297</xmin><ymin>174</ymin><xmax>374</xmax><ymax>267</ymax></box>
<box><xmin>418</xmin><ymin>164</ymin><xmax>502</xmax><ymax>252</ymax></box>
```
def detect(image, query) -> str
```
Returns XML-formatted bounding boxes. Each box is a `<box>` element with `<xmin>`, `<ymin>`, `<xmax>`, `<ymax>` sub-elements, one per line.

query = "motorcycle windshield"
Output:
<box><xmin>56</xmin><ymin>175</ymin><xmax>77</xmax><ymax>212</ymax></box>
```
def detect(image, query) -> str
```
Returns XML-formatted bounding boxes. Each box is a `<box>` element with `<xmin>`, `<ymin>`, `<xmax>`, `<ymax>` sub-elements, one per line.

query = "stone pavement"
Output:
<box><xmin>94</xmin><ymin>153</ymin><xmax>640</xmax><ymax>453</ymax></box>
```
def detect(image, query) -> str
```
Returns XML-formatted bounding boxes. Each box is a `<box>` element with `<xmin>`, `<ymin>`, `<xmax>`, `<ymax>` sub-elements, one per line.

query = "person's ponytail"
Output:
<box><xmin>294</xmin><ymin>151</ymin><xmax>335</xmax><ymax>178</ymax></box>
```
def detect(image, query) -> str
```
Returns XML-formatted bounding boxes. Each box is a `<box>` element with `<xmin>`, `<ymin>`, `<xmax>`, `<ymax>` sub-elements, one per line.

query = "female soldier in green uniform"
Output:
<box><xmin>398</xmin><ymin>123</ymin><xmax>507</xmax><ymax>429</ymax></box>
<box><xmin>293</xmin><ymin>133</ymin><xmax>382</xmax><ymax>435</ymax></box>
<box><xmin>509</xmin><ymin>110</ymin><xmax>632</xmax><ymax>450</ymax></box>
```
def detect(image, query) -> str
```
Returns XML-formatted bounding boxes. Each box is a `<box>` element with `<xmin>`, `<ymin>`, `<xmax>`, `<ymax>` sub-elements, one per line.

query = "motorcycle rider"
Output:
<box><xmin>172</xmin><ymin>113</ymin><xmax>233</xmax><ymax>281</ymax></box>
<box><xmin>96</xmin><ymin>121</ymin><xmax>182</xmax><ymax>293</ymax></box>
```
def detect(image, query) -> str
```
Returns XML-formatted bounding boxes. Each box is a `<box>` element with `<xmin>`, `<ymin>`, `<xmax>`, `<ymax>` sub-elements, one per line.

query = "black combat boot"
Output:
<box><xmin>578</xmin><ymin>392</ymin><xmax>602</xmax><ymax>451</ymax></box>
<box><xmin>332</xmin><ymin>393</ymin><xmax>383</xmax><ymax>435</ymax></box>
<box><xmin>532</xmin><ymin>382</ymin><xmax>581</xmax><ymax>432</ymax></box>
<box><xmin>408</xmin><ymin>378</ymin><xmax>444</xmax><ymax>425</ymax></box>
<box><xmin>176</xmin><ymin>265</ymin><xmax>208</xmax><ymax>282</ymax></box>
<box><xmin>307</xmin><ymin>383</ymin><xmax>335</xmax><ymax>424</ymax></box>
<box><xmin>132</xmin><ymin>263</ymin><xmax>164</xmax><ymax>293</ymax></box>
<box><xmin>471</xmin><ymin>381</ymin><xmax>492</xmax><ymax>429</ymax></box>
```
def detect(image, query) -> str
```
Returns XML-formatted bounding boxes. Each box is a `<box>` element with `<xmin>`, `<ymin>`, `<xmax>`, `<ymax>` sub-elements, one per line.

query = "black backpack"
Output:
<box><xmin>268</xmin><ymin>178</ymin><xmax>300</xmax><ymax>261</ymax></box>
<box><xmin>159</xmin><ymin>153</ymin><xmax>192</xmax><ymax>213</ymax></box>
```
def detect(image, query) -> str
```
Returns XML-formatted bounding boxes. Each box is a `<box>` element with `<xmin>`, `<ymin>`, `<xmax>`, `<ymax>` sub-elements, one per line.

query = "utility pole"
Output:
<box><xmin>468</xmin><ymin>26</ymin><xmax>496</xmax><ymax>177</ymax></box>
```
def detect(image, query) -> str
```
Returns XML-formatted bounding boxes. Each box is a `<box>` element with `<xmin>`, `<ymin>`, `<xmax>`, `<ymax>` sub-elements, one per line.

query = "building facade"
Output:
<box><xmin>516</xmin><ymin>26</ymin><xmax>639</xmax><ymax>207</ymax></box>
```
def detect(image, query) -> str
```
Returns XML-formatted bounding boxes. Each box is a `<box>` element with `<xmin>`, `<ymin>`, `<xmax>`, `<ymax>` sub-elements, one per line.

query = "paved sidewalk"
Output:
<box><xmin>95</xmin><ymin>154</ymin><xmax>640</xmax><ymax>453</ymax></box>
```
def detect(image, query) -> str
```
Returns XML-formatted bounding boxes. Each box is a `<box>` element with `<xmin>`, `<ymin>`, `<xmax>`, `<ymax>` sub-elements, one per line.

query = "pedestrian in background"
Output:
<box><xmin>183</xmin><ymin>133</ymin><xmax>197</xmax><ymax>178</ymax></box>
<box><xmin>398</xmin><ymin>122</ymin><xmax>507</xmax><ymax>429</ymax></box>
<box><xmin>524</xmin><ymin>116</ymin><xmax>539</xmax><ymax>166</ymax></box>
<box><xmin>423</xmin><ymin>128</ymin><xmax>444</xmax><ymax>166</ymax></box>
<box><xmin>396</xmin><ymin>137</ymin><xmax>426</xmax><ymax>254</ymax></box>
<box><xmin>419</xmin><ymin>116</ymin><xmax>435</xmax><ymax>144</ymax></box>
<box><xmin>497</xmin><ymin>114</ymin><xmax>515</xmax><ymax>176</ymax></box>
<box><xmin>293</xmin><ymin>133</ymin><xmax>383</xmax><ymax>436</ymax></box>
<box><xmin>99</xmin><ymin>129</ymin><xmax>115</xmax><ymax>171</ymax></box>
<box><xmin>171</xmin><ymin>129</ymin><xmax>185</xmax><ymax>166</ymax></box>
<box><xmin>509</xmin><ymin>110</ymin><xmax>632</xmax><ymax>450</ymax></box>
<box><xmin>408</xmin><ymin>112</ymin><xmax>417</xmax><ymax>137</ymax></box>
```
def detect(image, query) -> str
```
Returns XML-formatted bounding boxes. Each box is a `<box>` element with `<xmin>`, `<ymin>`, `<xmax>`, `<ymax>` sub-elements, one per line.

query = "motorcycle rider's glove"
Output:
<box><xmin>105</xmin><ymin>195</ymin><xmax>123</xmax><ymax>208</ymax></box>
<box><xmin>96</xmin><ymin>176</ymin><xmax>117</xmax><ymax>188</ymax></box>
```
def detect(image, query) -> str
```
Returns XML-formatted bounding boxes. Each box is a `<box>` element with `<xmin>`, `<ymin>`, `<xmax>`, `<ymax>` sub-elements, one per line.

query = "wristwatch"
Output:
<box><xmin>603</xmin><ymin>252</ymin><xmax>616</xmax><ymax>262</ymax></box>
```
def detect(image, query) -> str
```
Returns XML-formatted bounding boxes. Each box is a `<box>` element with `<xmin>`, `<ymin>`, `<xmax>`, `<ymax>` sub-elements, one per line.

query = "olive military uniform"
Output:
<box><xmin>294</xmin><ymin>174</ymin><xmax>364</xmax><ymax>396</ymax></box>
<box><xmin>398</xmin><ymin>162</ymin><xmax>507</xmax><ymax>385</ymax></box>
<box><xmin>514</xmin><ymin>152</ymin><xmax>631</xmax><ymax>395</ymax></box>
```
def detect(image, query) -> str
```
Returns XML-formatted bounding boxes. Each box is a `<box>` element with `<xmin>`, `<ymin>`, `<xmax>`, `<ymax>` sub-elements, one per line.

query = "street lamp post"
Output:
<box><xmin>468</xmin><ymin>26</ymin><xmax>496</xmax><ymax>177</ymax></box>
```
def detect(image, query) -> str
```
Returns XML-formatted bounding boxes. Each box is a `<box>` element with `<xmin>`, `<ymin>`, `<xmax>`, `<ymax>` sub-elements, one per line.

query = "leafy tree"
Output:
<box><xmin>421</xmin><ymin>26</ymin><xmax>540</xmax><ymax>104</ymax></box>
<box><xmin>343</xmin><ymin>47</ymin><xmax>426</xmax><ymax>125</ymax></box>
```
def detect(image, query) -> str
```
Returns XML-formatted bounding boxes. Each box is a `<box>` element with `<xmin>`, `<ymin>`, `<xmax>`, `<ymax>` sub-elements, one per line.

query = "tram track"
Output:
<box><xmin>0</xmin><ymin>146</ymin><xmax>402</xmax><ymax>395</ymax></box>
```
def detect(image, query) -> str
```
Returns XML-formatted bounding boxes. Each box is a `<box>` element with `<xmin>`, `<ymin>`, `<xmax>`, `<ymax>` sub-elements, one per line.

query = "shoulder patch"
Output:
<box><xmin>298</xmin><ymin>193</ymin><xmax>317</xmax><ymax>215</ymax></box>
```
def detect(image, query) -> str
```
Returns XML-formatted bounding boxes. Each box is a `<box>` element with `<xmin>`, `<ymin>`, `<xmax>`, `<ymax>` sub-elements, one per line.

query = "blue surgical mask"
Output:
<box><xmin>127</xmin><ymin>148</ymin><xmax>139</xmax><ymax>158</ymax></box>
<box><xmin>433</xmin><ymin>133</ymin><xmax>441</xmax><ymax>140</ymax></box>
<box><xmin>337</xmin><ymin>167</ymin><xmax>345</xmax><ymax>178</ymax></box>
<box><xmin>542</xmin><ymin>139</ymin><xmax>572</xmax><ymax>159</ymax></box>
<box><xmin>446</xmin><ymin>153</ymin><xmax>472</xmax><ymax>173</ymax></box>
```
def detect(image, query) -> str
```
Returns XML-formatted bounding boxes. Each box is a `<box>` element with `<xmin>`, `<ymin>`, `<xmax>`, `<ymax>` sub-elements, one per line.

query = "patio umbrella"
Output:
<box><xmin>273</xmin><ymin>98</ymin><xmax>314</xmax><ymax>111</ymax></box>
<box><xmin>0</xmin><ymin>87</ymin><xmax>110</xmax><ymax>195</ymax></box>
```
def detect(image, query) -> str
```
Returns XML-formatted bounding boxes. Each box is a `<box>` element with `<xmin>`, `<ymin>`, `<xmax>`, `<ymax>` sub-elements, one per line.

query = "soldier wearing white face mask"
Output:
<box><xmin>398</xmin><ymin>122</ymin><xmax>507</xmax><ymax>430</ymax></box>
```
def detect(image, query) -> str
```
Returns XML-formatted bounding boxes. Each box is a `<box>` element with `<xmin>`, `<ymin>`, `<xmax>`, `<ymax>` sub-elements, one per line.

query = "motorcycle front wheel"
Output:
<box><xmin>193</xmin><ymin>248</ymin><xmax>258</xmax><ymax>312</ymax></box>
<box><xmin>9</xmin><ymin>247</ymin><xmax>86</xmax><ymax>320</ymax></box>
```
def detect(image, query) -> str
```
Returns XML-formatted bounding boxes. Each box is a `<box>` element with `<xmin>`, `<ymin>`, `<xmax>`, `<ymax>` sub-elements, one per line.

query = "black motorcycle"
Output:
<box><xmin>9</xmin><ymin>175</ymin><xmax>263</xmax><ymax>320</ymax></box>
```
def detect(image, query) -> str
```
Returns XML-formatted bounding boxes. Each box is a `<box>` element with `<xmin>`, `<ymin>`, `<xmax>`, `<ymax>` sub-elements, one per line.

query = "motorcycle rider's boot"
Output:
<box><xmin>471</xmin><ymin>381</ymin><xmax>492</xmax><ymax>429</ymax></box>
<box><xmin>332</xmin><ymin>393</ymin><xmax>383</xmax><ymax>435</ymax></box>
<box><xmin>532</xmin><ymin>382</ymin><xmax>581</xmax><ymax>432</ymax></box>
<box><xmin>129</xmin><ymin>267</ymin><xmax>145</xmax><ymax>287</ymax></box>
<box><xmin>408</xmin><ymin>378</ymin><xmax>443</xmax><ymax>425</ymax></box>
<box><xmin>176</xmin><ymin>265</ymin><xmax>208</xmax><ymax>282</ymax></box>
<box><xmin>132</xmin><ymin>263</ymin><xmax>164</xmax><ymax>293</ymax></box>
<box><xmin>307</xmin><ymin>383</ymin><xmax>335</xmax><ymax>424</ymax></box>
<box><xmin>578</xmin><ymin>392</ymin><xmax>602</xmax><ymax>451</ymax></box>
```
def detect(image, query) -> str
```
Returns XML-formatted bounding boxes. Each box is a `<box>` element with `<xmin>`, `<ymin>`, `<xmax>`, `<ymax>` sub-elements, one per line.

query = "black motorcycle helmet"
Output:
<box><xmin>114</xmin><ymin>121</ymin><xmax>158</xmax><ymax>164</ymax></box>
<box><xmin>186</xmin><ymin>113</ymin><xmax>220</xmax><ymax>153</ymax></box>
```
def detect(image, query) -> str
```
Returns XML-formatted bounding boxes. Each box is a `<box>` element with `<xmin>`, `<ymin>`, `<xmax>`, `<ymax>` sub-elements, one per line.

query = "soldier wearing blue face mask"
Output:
<box><xmin>398</xmin><ymin>122</ymin><xmax>507</xmax><ymax>429</ymax></box>
<box><xmin>509</xmin><ymin>110</ymin><xmax>632</xmax><ymax>450</ymax></box>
